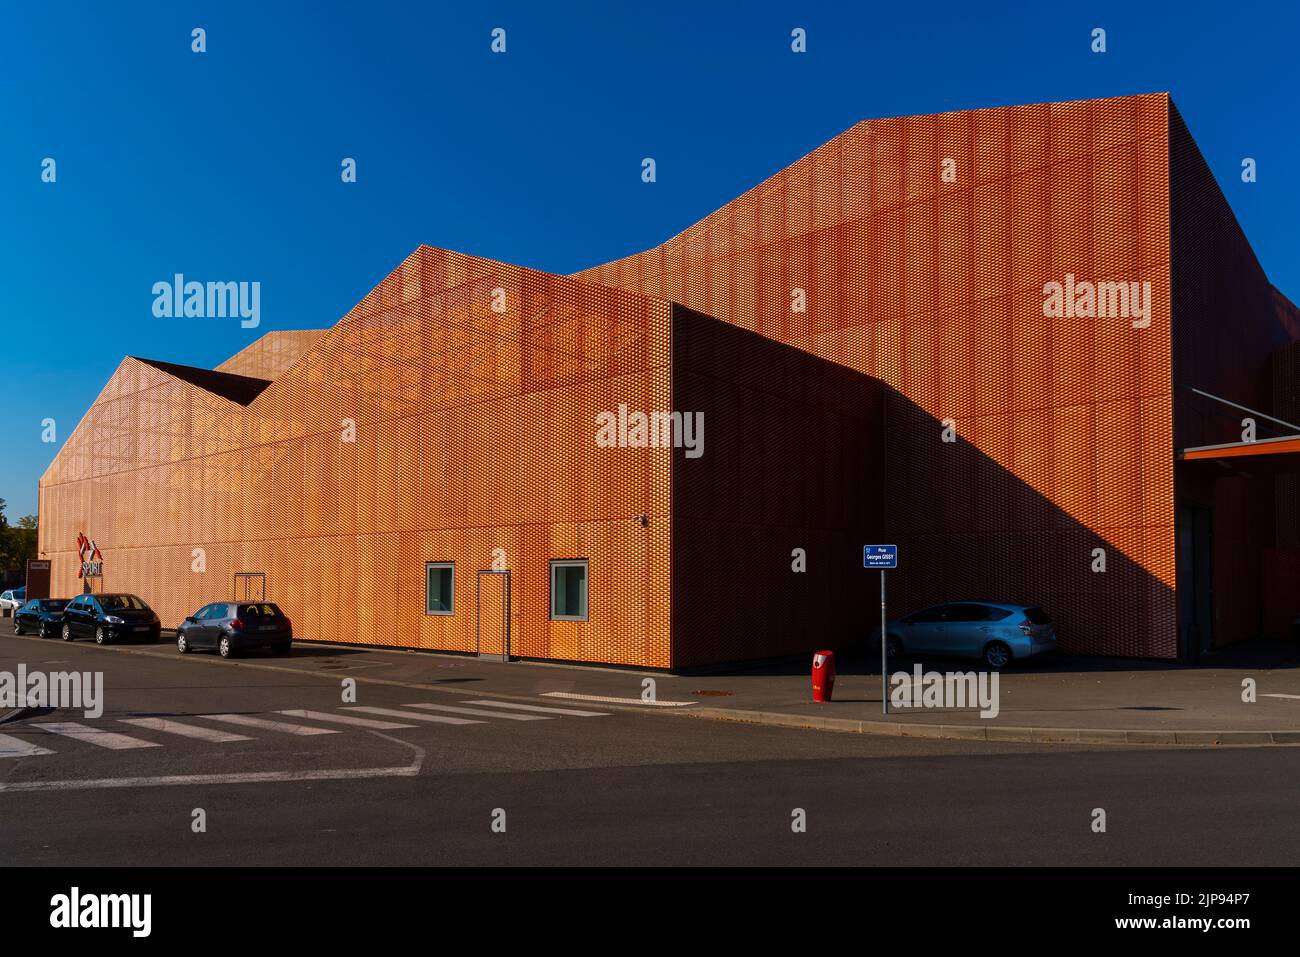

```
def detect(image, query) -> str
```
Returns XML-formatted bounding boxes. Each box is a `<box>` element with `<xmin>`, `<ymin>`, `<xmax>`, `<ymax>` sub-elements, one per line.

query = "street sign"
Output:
<box><xmin>863</xmin><ymin>544</ymin><xmax>898</xmax><ymax>569</ymax></box>
<box><xmin>863</xmin><ymin>544</ymin><xmax>899</xmax><ymax>716</ymax></box>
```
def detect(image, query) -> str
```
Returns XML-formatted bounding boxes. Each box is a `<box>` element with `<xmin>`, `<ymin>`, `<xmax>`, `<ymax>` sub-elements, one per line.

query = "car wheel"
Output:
<box><xmin>61</xmin><ymin>623</ymin><xmax>73</xmax><ymax>642</ymax></box>
<box><xmin>95</xmin><ymin>625</ymin><xmax>108</xmax><ymax>645</ymax></box>
<box><xmin>177</xmin><ymin>633</ymin><xmax>190</xmax><ymax>654</ymax></box>
<box><xmin>885</xmin><ymin>635</ymin><xmax>903</xmax><ymax>659</ymax></box>
<box><xmin>218</xmin><ymin>636</ymin><xmax>234</xmax><ymax>659</ymax></box>
<box><xmin>983</xmin><ymin>641</ymin><xmax>1012</xmax><ymax>669</ymax></box>
<box><xmin>12</xmin><ymin>619</ymin><xmax>22</xmax><ymax>635</ymax></box>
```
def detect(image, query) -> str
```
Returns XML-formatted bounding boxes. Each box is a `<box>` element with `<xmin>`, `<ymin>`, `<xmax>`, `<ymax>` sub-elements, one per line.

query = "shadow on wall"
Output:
<box><xmin>882</xmin><ymin>386</ymin><xmax>1177</xmax><ymax>661</ymax></box>
<box><xmin>668</xmin><ymin>334</ymin><xmax>1177</xmax><ymax>667</ymax></box>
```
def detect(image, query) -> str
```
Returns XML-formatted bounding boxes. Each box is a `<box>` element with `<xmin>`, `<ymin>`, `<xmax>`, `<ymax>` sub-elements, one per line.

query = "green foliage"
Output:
<box><xmin>0</xmin><ymin>498</ymin><xmax>39</xmax><ymax>583</ymax></box>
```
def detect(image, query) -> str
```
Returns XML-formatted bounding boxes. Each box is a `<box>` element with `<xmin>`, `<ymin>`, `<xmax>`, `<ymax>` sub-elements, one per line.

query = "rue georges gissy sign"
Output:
<box><xmin>863</xmin><ymin>544</ymin><xmax>898</xmax><ymax>569</ymax></box>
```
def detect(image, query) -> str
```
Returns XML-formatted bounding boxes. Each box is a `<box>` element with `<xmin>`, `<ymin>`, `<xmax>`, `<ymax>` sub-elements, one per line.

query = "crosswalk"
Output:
<box><xmin>0</xmin><ymin>698</ymin><xmax>609</xmax><ymax>761</ymax></box>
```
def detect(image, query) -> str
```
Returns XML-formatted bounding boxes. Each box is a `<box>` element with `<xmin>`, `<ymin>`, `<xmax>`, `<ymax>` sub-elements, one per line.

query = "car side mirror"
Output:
<box><xmin>184</xmin><ymin>616</ymin><xmax>197</xmax><ymax>623</ymax></box>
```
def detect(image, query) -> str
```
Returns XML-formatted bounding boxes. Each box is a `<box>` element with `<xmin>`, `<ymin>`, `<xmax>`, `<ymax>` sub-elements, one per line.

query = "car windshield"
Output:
<box><xmin>1024</xmin><ymin>607</ymin><xmax>1052</xmax><ymax>624</ymax></box>
<box><xmin>43</xmin><ymin>600</ymin><xmax>68</xmax><ymax>611</ymax></box>
<box><xmin>99</xmin><ymin>594</ymin><xmax>148</xmax><ymax>611</ymax></box>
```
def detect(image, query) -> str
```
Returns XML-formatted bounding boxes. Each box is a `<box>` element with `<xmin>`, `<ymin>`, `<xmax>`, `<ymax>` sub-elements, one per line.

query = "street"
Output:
<box><xmin>2</xmin><ymin>628</ymin><xmax>1298</xmax><ymax>867</ymax></box>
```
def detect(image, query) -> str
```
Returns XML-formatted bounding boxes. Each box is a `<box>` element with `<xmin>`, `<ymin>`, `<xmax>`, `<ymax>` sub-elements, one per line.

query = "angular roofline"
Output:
<box><xmin>130</xmin><ymin>357</ymin><xmax>272</xmax><ymax>406</ymax></box>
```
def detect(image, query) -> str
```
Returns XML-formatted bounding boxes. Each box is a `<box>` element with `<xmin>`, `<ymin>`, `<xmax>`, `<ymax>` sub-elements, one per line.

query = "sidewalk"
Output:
<box><xmin>7</xmin><ymin>622</ymin><xmax>1300</xmax><ymax>744</ymax></box>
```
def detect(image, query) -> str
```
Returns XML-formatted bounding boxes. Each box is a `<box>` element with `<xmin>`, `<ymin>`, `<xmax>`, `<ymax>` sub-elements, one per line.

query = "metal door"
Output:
<box><xmin>476</xmin><ymin>570</ymin><xmax>511</xmax><ymax>661</ymax></box>
<box><xmin>234</xmin><ymin>572</ymin><xmax>266</xmax><ymax>601</ymax></box>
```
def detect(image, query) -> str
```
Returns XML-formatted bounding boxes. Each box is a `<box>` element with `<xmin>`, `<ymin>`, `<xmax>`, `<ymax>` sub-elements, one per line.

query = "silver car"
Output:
<box><xmin>873</xmin><ymin>601</ymin><xmax>1057</xmax><ymax>668</ymax></box>
<box><xmin>0</xmin><ymin>588</ymin><xmax>25</xmax><ymax>614</ymax></box>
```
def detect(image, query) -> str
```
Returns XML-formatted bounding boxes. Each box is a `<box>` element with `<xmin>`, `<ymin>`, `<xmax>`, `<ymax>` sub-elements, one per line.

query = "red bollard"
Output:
<box><xmin>811</xmin><ymin>650</ymin><xmax>835</xmax><ymax>702</ymax></box>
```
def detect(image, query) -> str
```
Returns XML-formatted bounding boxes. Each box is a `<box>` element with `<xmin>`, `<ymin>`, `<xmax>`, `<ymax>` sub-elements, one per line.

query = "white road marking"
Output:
<box><xmin>0</xmin><ymin>764</ymin><xmax>418</xmax><ymax>793</ymax></box>
<box><xmin>0</xmin><ymin>733</ymin><xmax>53</xmax><ymax>758</ymax></box>
<box><xmin>34</xmin><ymin>722</ymin><xmax>161</xmax><ymax>750</ymax></box>
<box><xmin>1262</xmin><ymin>693</ymin><xmax>1300</xmax><ymax>700</ymax></box>
<box><xmin>199</xmin><ymin>714</ymin><xmax>338</xmax><ymax>736</ymax></box>
<box><xmin>276</xmin><ymin>709</ymin><xmax>417</xmax><ymax>730</ymax></box>
<box><xmin>465</xmin><ymin>699</ymin><xmax>609</xmax><ymax>717</ymax></box>
<box><xmin>343</xmin><ymin>706</ymin><xmax>482</xmax><ymax>726</ymax></box>
<box><xmin>0</xmin><ymin>729</ymin><xmax>426</xmax><ymax>795</ymax></box>
<box><xmin>400</xmin><ymin>702</ymin><xmax>549</xmax><ymax>721</ymax></box>
<box><xmin>120</xmin><ymin>717</ymin><xmax>252</xmax><ymax>742</ymax></box>
<box><xmin>541</xmin><ymin>691</ymin><xmax>696</xmax><ymax>708</ymax></box>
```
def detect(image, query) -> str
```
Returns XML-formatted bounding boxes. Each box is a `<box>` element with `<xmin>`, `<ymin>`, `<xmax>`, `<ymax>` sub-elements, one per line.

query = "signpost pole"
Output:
<box><xmin>864</xmin><ymin>544</ymin><xmax>896</xmax><ymax>715</ymax></box>
<box><xmin>881</xmin><ymin>569</ymin><xmax>888</xmax><ymax>716</ymax></box>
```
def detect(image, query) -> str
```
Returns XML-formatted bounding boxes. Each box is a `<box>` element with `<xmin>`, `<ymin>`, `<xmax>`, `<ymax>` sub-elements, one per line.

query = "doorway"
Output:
<box><xmin>234</xmin><ymin>572</ymin><xmax>267</xmax><ymax>601</ymax></box>
<box><xmin>476</xmin><ymin>569</ymin><xmax>511</xmax><ymax>661</ymax></box>
<box><xmin>1177</xmin><ymin>504</ymin><xmax>1214</xmax><ymax>661</ymax></box>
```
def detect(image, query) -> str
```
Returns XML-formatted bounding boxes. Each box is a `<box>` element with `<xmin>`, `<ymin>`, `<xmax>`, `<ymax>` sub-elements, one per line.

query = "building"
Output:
<box><xmin>37</xmin><ymin>93</ymin><xmax>1300</xmax><ymax>667</ymax></box>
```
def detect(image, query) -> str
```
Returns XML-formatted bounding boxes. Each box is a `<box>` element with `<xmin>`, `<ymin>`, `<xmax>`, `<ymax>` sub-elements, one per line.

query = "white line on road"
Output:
<box><xmin>0</xmin><ymin>764</ymin><xmax>420</xmax><ymax>793</ymax></box>
<box><xmin>119</xmin><ymin>717</ymin><xmax>253</xmax><ymax>742</ymax></box>
<box><xmin>400</xmin><ymin>702</ymin><xmax>549</xmax><ymax>721</ymax></box>
<box><xmin>199</xmin><ymin>714</ymin><xmax>338</xmax><ymax>736</ymax></box>
<box><xmin>0</xmin><ymin>733</ymin><xmax>53</xmax><ymax>758</ymax></box>
<box><xmin>465</xmin><ymin>699</ymin><xmax>609</xmax><ymax>717</ymax></box>
<box><xmin>34</xmin><ymin>722</ymin><xmax>161</xmax><ymax>750</ymax></box>
<box><xmin>541</xmin><ymin>691</ymin><xmax>696</xmax><ymax>708</ymax></box>
<box><xmin>343</xmin><ymin>706</ymin><xmax>482</xmax><ymax>726</ymax></box>
<box><xmin>276</xmin><ymin>709</ymin><xmax>418</xmax><ymax>730</ymax></box>
<box><xmin>1262</xmin><ymin>693</ymin><xmax>1300</xmax><ymax>700</ymax></box>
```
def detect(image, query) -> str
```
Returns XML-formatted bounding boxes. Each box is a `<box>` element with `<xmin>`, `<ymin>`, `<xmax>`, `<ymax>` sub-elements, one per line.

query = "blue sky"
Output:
<box><xmin>1</xmin><ymin>0</ymin><xmax>1297</xmax><ymax>517</ymax></box>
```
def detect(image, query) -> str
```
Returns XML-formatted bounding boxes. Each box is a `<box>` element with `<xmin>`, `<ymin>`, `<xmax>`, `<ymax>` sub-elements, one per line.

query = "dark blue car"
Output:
<box><xmin>13</xmin><ymin>598</ymin><xmax>70</xmax><ymax>638</ymax></box>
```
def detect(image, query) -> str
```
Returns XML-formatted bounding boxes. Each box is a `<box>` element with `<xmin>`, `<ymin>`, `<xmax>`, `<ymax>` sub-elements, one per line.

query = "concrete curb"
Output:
<box><xmin>4</xmin><ymin>630</ymin><xmax>1298</xmax><ymax>746</ymax></box>
<box><xmin>0</xmin><ymin>708</ymin><xmax>35</xmax><ymax>726</ymax></box>
<box><xmin>685</xmin><ymin>707</ymin><xmax>1300</xmax><ymax>746</ymax></box>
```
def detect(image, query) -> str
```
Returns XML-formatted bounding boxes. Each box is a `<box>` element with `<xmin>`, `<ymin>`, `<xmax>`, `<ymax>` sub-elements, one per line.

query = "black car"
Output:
<box><xmin>176</xmin><ymin>602</ymin><xmax>292</xmax><ymax>658</ymax></box>
<box><xmin>60</xmin><ymin>593</ymin><xmax>162</xmax><ymax>644</ymax></box>
<box><xmin>13</xmin><ymin>598</ymin><xmax>70</xmax><ymax>637</ymax></box>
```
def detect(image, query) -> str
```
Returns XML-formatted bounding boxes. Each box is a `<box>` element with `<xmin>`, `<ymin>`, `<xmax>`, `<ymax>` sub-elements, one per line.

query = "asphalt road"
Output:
<box><xmin>1</xmin><ymin>629</ymin><xmax>1298</xmax><ymax>866</ymax></box>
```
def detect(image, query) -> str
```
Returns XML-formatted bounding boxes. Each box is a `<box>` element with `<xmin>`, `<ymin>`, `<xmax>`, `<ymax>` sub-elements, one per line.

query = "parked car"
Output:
<box><xmin>872</xmin><ymin>601</ymin><xmax>1057</xmax><ymax>668</ymax></box>
<box><xmin>0</xmin><ymin>588</ymin><xmax>26</xmax><ymax>614</ymax></box>
<box><xmin>176</xmin><ymin>602</ymin><xmax>292</xmax><ymax>658</ymax></box>
<box><xmin>13</xmin><ymin>598</ymin><xmax>70</xmax><ymax>637</ymax></box>
<box><xmin>60</xmin><ymin>593</ymin><xmax>161</xmax><ymax>644</ymax></box>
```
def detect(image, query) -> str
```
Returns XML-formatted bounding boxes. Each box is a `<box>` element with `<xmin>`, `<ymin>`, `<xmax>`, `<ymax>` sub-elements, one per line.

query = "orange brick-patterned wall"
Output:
<box><xmin>216</xmin><ymin>330</ymin><xmax>327</xmax><ymax>380</ymax></box>
<box><xmin>578</xmin><ymin>93</ymin><xmax>1178</xmax><ymax>657</ymax></box>
<box><xmin>670</xmin><ymin>306</ymin><xmax>885</xmax><ymax>667</ymax></box>
<box><xmin>40</xmin><ymin>247</ymin><xmax>674</xmax><ymax>667</ymax></box>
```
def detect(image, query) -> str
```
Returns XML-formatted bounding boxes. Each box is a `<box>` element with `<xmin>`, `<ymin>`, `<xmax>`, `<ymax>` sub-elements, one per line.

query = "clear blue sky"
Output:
<box><xmin>2</xmin><ymin>1</ymin><xmax>1297</xmax><ymax>518</ymax></box>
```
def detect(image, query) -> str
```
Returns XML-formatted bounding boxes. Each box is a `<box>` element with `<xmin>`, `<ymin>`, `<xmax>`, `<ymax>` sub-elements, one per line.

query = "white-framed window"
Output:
<box><xmin>549</xmin><ymin>559</ymin><xmax>588</xmax><ymax>621</ymax></box>
<box><xmin>425</xmin><ymin>562</ymin><xmax>454</xmax><ymax>615</ymax></box>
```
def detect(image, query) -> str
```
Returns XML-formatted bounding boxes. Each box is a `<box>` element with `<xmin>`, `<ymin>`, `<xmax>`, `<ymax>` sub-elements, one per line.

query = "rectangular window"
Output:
<box><xmin>425</xmin><ymin>562</ymin><xmax>454</xmax><ymax>615</ymax></box>
<box><xmin>550</xmin><ymin>559</ymin><xmax>588</xmax><ymax>621</ymax></box>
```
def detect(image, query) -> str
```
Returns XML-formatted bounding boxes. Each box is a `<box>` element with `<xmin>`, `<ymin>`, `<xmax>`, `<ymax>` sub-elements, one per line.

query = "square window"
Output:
<box><xmin>426</xmin><ymin>562</ymin><xmax>454</xmax><ymax>615</ymax></box>
<box><xmin>550</xmin><ymin>560</ymin><xmax>588</xmax><ymax>621</ymax></box>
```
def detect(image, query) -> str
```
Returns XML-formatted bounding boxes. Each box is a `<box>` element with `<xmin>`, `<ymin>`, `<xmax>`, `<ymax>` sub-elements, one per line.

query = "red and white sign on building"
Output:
<box><xmin>76</xmin><ymin>532</ymin><xmax>103</xmax><ymax>579</ymax></box>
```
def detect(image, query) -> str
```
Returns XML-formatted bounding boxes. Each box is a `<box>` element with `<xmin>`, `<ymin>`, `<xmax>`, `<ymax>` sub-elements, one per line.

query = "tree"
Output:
<box><xmin>0</xmin><ymin>499</ymin><xmax>38</xmax><ymax>586</ymax></box>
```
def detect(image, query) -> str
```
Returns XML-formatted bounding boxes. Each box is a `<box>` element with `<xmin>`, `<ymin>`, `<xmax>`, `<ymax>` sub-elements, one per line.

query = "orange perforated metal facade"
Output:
<box><xmin>40</xmin><ymin>247</ymin><xmax>676</xmax><ymax>666</ymax></box>
<box><xmin>579</xmin><ymin>93</ymin><xmax>1180</xmax><ymax>658</ymax></box>
<box><xmin>38</xmin><ymin>93</ymin><xmax>1300</xmax><ymax>666</ymax></box>
<box><xmin>216</xmin><ymin>329</ymin><xmax>327</xmax><ymax>380</ymax></box>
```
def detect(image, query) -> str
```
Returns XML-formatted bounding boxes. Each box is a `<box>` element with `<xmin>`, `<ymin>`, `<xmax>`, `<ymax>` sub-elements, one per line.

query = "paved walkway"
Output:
<box><xmin>7</xmin><ymin>621</ymin><xmax>1300</xmax><ymax>744</ymax></box>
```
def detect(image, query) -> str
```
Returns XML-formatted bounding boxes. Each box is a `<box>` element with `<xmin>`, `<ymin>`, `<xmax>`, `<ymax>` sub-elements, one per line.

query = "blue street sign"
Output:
<box><xmin>863</xmin><ymin>544</ymin><xmax>898</xmax><ymax>569</ymax></box>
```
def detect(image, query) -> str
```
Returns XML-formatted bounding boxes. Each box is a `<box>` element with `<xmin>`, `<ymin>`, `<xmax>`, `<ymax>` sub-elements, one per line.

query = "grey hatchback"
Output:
<box><xmin>872</xmin><ymin>601</ymin><xmax>1057</xmax><ymax>668</ymax></box>
<box><xmin>176</xmin><ymin>602</ymin><xmax>292</xmax><ymax>658</ymax></box>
